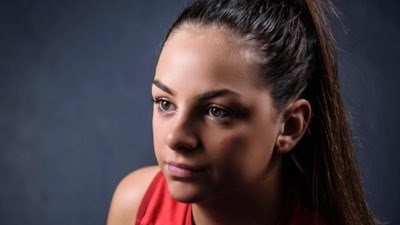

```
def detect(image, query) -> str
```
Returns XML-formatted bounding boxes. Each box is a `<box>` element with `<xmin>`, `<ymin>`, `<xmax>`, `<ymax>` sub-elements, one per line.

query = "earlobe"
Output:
<box><xmin>275</xmin><ymin>99</ymin><xmax>311</xmax><ymax>154</ymax></box>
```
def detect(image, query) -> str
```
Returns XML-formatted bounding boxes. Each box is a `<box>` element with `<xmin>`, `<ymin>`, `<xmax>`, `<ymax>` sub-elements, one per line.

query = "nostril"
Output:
<box><xmin>174</xmin><ymin>142</ymin><xmax>197</xmax><ymax>152</ymax></box>
<box><xmin>166</xmin><ymin>128</ymin><xmax>199</xmax><ymax>152</ymax></box>
<box><xmin>167</xmin><ymin>136</ymin><xmax>198</xmax><ymax>152</ymax></box>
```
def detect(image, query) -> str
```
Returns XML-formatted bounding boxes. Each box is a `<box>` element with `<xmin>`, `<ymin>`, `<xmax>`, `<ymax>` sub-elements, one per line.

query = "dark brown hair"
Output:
<box><xmin>164</xmin><ymin>0</ymin><xmax>376</xmax><ymax>224</ymax></box>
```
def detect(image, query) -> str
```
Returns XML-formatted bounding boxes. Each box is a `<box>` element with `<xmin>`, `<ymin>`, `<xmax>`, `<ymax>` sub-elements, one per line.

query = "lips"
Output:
<box><xmin>166</xmin><ymin>161</ymin><xmax>205</xmax><ymax>178</ymax></box>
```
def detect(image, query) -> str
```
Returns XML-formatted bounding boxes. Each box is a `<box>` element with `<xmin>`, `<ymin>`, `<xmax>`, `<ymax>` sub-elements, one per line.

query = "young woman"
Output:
<box><xmin>107</xmin><ymin>0</ymin><xmax>376</xmax><ymax>224</ymax></box>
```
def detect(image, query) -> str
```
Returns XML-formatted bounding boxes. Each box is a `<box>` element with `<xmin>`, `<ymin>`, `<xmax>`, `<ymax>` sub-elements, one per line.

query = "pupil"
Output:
<box><xmin>212</xmin><ymin>108</ymin><xmax>221</xmax><ymax>117</ymax></box>
<box><xmin>162</xmin><ymin>101</ymin><xmax>169</xmax><ymax>110</ymax></box>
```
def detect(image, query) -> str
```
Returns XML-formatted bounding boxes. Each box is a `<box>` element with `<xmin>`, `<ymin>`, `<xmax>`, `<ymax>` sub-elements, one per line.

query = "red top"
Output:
<box><xmin>135</xmin><ymin>172</ymin><xmax>192</xmax><ymax>225</ymax></box>
<box><xmin>135</xmin><ymin>172</ymin><xmax>326</xmax><ymax>225</ymax></box>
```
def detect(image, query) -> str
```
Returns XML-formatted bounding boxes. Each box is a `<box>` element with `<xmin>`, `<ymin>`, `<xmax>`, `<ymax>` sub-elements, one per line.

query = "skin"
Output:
<box><xmin>107</xmin><ymin>25</ymin><xmax>311</xmax><ymax>225</ymax></box>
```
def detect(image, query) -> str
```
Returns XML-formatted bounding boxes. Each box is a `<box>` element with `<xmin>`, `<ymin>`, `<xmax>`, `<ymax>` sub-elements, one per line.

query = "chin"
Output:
<box><xmin>166</xmin><ymin>179</ymin><xmax>208</xmax><ymax>203</ymax></box>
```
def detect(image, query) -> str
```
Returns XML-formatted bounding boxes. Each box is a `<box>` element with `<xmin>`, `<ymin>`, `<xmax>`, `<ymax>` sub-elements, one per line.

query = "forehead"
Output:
<box><xmin>155</xmin><ymin>25</ymin><xmax>264</xmax><ymax>91</ymax></box>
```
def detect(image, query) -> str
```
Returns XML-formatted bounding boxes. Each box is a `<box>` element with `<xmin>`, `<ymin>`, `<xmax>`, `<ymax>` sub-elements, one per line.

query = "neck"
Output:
<box><xmin>192</xmin><ymin>166</ymin><xmax>285</xmax><ymax>225</ymax></box>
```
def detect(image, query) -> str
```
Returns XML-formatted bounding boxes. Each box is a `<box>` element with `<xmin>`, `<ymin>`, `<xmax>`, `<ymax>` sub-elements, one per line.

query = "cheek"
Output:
<box><xmin>152</xmin><ymin>116</ymin><xmax>165</xmax><ymax>161</ymax></box>
<box><xmin>205</xmin><ymin>119</ymin><xmax>280</xmax><ymax>182</ymax></box>
<box><xmin>206</xmin><ymin>126</ymin><xmax>274</xmax><ymax>171</ymax></box>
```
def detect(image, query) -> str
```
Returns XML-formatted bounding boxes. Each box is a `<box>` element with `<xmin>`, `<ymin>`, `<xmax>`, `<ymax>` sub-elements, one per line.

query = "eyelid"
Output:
<box><xmin>152</xmin><ymin>96</ymin><xmax>170</xmax><ymax>103</ymax></box>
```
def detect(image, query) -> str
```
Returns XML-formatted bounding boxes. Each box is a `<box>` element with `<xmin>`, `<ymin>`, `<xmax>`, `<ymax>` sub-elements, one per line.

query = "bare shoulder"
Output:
<box><xmin>107</xmin><ymin>166</ymin><xmax>160</xmax><ymax>225</ymax></box>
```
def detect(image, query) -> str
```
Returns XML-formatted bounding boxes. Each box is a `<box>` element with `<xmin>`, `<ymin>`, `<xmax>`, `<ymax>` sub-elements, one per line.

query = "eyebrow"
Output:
<box><xmin>152</xmin><ymin>79</ymin><xmax>241</xmax><ymax>101</ymax></box>
<box><xmin>153</xmin><ymin>79</ymin><xmax>175</xmax><ymax>95</ymax></box>
<box><xmin>197</xmin><ymin>89</ymin><xmax>241</xmax><ymax>102</ymax></box>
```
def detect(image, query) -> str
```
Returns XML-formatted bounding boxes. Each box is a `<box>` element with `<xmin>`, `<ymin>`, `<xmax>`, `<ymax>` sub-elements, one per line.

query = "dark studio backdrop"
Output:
<box><xmin>0</xmin><ymin>0</ymin><xmax>399</xmax><ymax>224</ymax></box>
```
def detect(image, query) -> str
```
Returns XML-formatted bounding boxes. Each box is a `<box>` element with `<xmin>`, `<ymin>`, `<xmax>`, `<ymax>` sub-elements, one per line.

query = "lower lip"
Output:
<box><xmin>167</xmin><ymin>164</ymin><xmax>202</xmax><ymax>178</ymax></box>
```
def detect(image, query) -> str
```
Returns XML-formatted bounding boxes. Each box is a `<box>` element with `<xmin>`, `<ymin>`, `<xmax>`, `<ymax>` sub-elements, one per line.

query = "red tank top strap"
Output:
<box><xmin>135</xmin><ymin>171</ymin><xmax>192</xmax><ymax>225</ymax></box>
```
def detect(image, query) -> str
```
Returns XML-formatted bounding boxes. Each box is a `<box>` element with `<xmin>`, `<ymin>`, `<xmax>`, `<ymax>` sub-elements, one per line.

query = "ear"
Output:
<box><xmin>275</xmin><ymin>99</ymin><xmax>311</xmax><ymax>154</ymax></box>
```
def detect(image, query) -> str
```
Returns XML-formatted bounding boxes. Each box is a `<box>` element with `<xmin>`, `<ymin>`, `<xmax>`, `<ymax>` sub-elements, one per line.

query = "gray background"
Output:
<box><xmin>0</xmin><ymin>0</ymin><xmax>398</xmax><ymax>224</ymax></box>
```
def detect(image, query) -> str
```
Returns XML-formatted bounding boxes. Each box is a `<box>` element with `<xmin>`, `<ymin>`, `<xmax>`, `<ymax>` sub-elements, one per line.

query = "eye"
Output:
<box><xmin>155</xmin><ymin>99</ymin><xmax>176</xmax><ymax>112</ymax></box>
<box><xmin>207</xmin><ymin>106</ymin><xmax>231</xmax><ymax>119</ymax></box>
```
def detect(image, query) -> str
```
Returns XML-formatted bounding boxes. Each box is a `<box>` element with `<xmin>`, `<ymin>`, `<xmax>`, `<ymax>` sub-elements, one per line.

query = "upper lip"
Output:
<box><xmin>166</xmin><ymin>161</ymin><xmax>206</xmax><ymax>171</ymax></box>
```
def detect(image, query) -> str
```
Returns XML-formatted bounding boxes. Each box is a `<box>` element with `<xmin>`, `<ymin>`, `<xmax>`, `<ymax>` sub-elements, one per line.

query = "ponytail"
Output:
<box><xmin>293</xmin><ymin>1</ymin><xmax>377</xmax><ymax>224</ymax></box>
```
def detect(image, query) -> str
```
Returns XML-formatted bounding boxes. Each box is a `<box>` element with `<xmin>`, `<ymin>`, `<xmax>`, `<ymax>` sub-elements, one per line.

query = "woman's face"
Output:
<box><xmin>152</xmin><ymin>25</ymin><xmax>284</xmax><ymax>203</ymax></box>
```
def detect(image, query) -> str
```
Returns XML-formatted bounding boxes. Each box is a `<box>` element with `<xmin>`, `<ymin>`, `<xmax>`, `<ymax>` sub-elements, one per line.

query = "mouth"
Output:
<box><xmin>165</xmin><ymin>161</ymin><xmax>206</xmax><ymax>179</ymax></box>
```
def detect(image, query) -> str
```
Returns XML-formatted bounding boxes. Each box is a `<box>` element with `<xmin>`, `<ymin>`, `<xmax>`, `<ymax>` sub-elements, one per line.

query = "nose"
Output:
<box><xmin>166</xmin><ymin>113</ymin><xmax>199</xmax><ymax>152</ymax></box>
